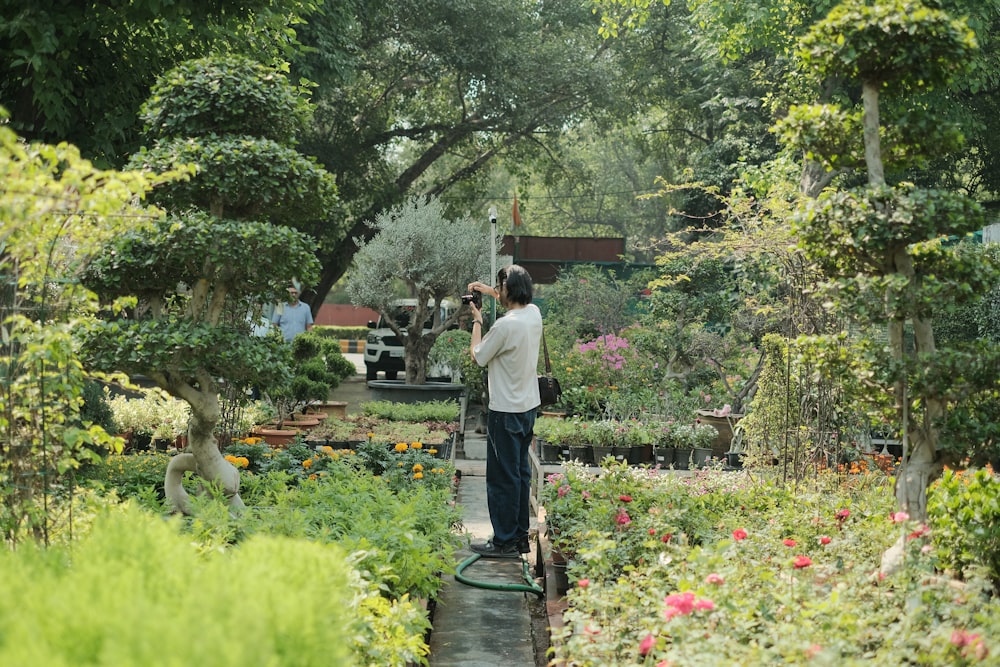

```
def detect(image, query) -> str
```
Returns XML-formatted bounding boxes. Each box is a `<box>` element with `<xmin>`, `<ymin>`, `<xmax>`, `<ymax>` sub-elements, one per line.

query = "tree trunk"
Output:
<box><xmin>162</xmin><ymin>390</ymin><xmax>244</xmax><ymax>515</ymax></box>
<box><xmin>861</xmin><ymin>79</ymin><xmax>885</xmax><ymax>187</ymax></box>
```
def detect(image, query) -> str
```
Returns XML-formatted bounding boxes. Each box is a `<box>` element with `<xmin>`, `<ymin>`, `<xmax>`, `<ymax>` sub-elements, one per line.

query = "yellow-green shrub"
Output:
<box><xmin>0</xmin><ymin>504</ymin><xmax>354</xmax><ymax>666</ymax></box>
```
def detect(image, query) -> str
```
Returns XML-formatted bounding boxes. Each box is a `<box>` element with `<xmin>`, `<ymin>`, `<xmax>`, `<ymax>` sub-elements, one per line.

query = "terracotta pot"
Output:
<box><xmin>252</xmin><ymin>427</ymin><xmax>300</xmax><ymax>447</ymax></box>
<box><xmin>312</xmin><ymin>401</ymin><xmax>347</xmax><ymax>418</ymax></box>
<box><xmin>282</xmin><ymin>416</ymin><xmax>321</xmax><ymax>430</ymax></box>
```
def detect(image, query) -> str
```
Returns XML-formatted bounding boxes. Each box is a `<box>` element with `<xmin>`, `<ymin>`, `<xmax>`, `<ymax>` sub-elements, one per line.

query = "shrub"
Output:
<box><xmin>927</xmin><ymin>466</ymin><xmax>1000</xmax><ymax>587</ymax></box>
<box><xmin>0</xmin><ymin>505</ymin><xmax>355</xmax><ymax>666</ymax></box>
<box><xmin>77</xmin><ymin>451</ymin><xmax>173</xmax><ymax>498</ymax></box>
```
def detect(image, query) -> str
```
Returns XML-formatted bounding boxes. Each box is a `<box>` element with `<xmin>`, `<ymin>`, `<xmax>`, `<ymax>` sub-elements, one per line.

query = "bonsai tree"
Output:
<box><xmin>346</xmin><ymin>196</ymin><xmax>492</xmax><ymax>384</ymax></box>
<box><xmin>80</xmin><ymin>56</ymin><xmax>336</xmax><ymax>514</ymax></box>
<box><xmin>267</xmin><ymin>331</ymin><xmax>356</xmax><ymax>426</ymax></box>
<box><xmin>782</xmin><ymin>0</ymin><xmax>1000</xmax><ymax>567</ymax></box>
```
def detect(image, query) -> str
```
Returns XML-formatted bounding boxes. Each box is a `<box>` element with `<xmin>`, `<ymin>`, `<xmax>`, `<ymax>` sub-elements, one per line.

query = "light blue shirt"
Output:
<box><xmin>272</xmin><ymin>302</ymin><xmax>314</xmax><ymax>342</ymax></box>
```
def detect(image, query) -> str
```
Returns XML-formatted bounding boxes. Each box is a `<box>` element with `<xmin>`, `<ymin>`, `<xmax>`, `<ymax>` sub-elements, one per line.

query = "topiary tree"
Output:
<box><xmin>267</xmin><ymin>331</ymin><xmax>356</xmax><ymax>426</ymax></box>
<box><xmin>346</xmin><ymin>196</ymin><xmax>492</xmax><ymax>384</ymax></box>
<box><xmin>783</xmin><ymin>0</ymin><xmax>1000</xmax><ymax>566</ymax></box>
<box><xmin>80</xmin><ymin>57</ymin><xmax>335</xmax><ymax>514</ymax></box>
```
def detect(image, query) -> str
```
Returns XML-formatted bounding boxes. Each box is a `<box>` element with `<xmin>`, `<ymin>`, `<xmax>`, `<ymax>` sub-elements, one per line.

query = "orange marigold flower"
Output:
<box><xmin>412</xmin><ymin>463</ymin><xmax>424</xmax><ymax>472</ymax></box>
<box><xmin>411</xmin><ymin>442</ymin><xmax>423</xmax><ymax>449</ymax></box>
<box><xmin>394</xmin><ymin>443</ymin><xmax>408</xmax><ymax>452</ymax></box>
<box><xmin>302</xmin><ymin>458</ymin><xmax>313</xmax><ymax>469</ymax></box>
<box><xmin>413</xmin><ymin>472</ymin><xmax>424</xmax><ymax>480</ymax></box>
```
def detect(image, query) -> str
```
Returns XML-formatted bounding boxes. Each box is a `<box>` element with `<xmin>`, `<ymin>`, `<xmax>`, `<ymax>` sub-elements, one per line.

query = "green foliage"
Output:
<box><xmin>427</xmin><ymin>329</ymin><xmax>471</xmax><ymax>372</ymax></box>
<box><xmin>79</xmin><ymin>381</ymin><xmax>116</xmax><ymax>433</ymax></box>
<box><xmin>740</xmin><ymin>334</ymin><xmax>800</xmax><ymax>465</ymax></box>
<box><xmin>544</xmin><ymin>264</ymin><xmax>650</xmax><ymax>343</ymax></box>
<box><xmin>106</xmin><ymin>389</ymin><xmax>190</xmax><ymax>440</ymax></box>
<box><xmin>927</xmin><ymin>467</ymin><xmax>1000</xmax><ymax>588</ymax></box>
<box><xmin>313</xmin><ymin>325</ymin><xmax>368</xmax><ymax>340</ymax></box>
<box><xmin>346</xmin><ymin>196</ymin><xmax>492</xmax><ymax>384</ymax></box>
<box><xmin>0</xmin><ymin>1</ymin><xmax>315</xmax><ymax>164</ymax></box>
<box><xmin>81</xmin><ymin>213</ymin><xmax>320</xmax><ymax>393</ymax></box>
<box><xmin>77</xmin><ymin>451</ymin><xmax>172</xmax><ymax>498</ymax></box>
<box><xmin>131</xmin><ymin>136</ymin><xmax>338</xmax><ymax>228</ymax></box>
<box><xmin>546</xmin><ymin>466</ymin><xmax>1000</xmax><ymax>665</ymax></box>
<box><xmin>2</xmin><ymin>120</ymin><xmax>150</xmax><ymax>543</ymax></box>
<box><xmin>554</xmin><ymin>331</ymin><xmax>661</xmax><ymax>418</ymax></box>
<box><xmin>0</xmin><ymin>505</ymin><xmax>355</xmax><ymax>666</ymax></box>
<box><xmin>265</xmin><ymin>331</ymin><xmax>355</xmax><ymax>422</ymax></box>
<box><xmin>799</xmin><ymin>0</ymin><xmax>977</xmax><ymax>88</ymax></box>
<box><xmin>139</xmin><ymin>56</ymin><xmax>313</xmax><ymax>144</ymax></box>
<box><xmin>360</xmin><ymin>400</ymin><xmax>460</xmax><ymax>423</ymax></box>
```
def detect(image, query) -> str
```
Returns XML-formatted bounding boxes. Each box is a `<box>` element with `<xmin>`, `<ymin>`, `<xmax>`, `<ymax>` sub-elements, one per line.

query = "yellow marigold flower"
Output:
<box><xmin>302</xmin><ymin>458</ymin><xmax>313</xmax><ymax>469</ymax></box>
<box><xmin>367</xmin><ymin>432</ymin><xmax>375</xmax><ymax>440</ymax></box>
<box><xmin>237</xmin><ymin>457</ymin><xmax>249</xmax><ymax>468</ymax></box>
<box><xmin>308</xmin><ymin>473</ymin><xmax>318</xmax><ymax>481</ymax></box>
<box><xmin>224</xmin><ymin>455</ymin><xmax>239</xmax><ymax>465</ymax></box>
<box><xmin>411</xmin><ymin>441</ymin><xmax>423</xmax><ymax>449</ymax></box>
<box><xmin>398</xmin><ymin>462</ymin><xmax>404</xmax><ymax>467</ymax></box>
<box><xmin>412</xmin><ymin>463</ymin><xmax>424</xmax><ymax>472</ymax></box>
<box><xmin>428</xmin><ymin>449</ymin><xmax>438</xmax><ymax>455</ymax></box>
<box><xmin>394</xmin><ymin>443</ymin><xmax>408</xmax><ymax>452</ymax></box>
<box><xmin>413</xmin><ymin>472</ymin><xmax>424</xmax><ymax>480</ymax></box>
<box><xmin>320</xmin><ymin>446</ymin><xmax>334</xmax><ymax>455</ymax></box>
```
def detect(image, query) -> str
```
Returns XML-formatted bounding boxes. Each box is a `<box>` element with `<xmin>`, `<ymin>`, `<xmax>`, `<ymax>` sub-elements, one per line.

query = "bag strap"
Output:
<box><xmin>542</xmin><ymin>327</ymin><xmax>552</xmax><ymax>374</ymax></box>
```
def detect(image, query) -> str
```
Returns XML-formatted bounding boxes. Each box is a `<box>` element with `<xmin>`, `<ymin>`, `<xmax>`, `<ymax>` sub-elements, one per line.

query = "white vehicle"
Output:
<box><xmin>364</xmin><ymin>299</ymin><xmax>458</xmax><ymax>381</ymax></box>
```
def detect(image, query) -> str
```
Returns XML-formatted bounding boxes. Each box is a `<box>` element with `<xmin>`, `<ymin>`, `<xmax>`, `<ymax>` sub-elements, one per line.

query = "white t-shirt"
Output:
<box><xmin>473</xmin><ymin>304</ymin><xmax>542</xmax><ymax>413</ymax></box>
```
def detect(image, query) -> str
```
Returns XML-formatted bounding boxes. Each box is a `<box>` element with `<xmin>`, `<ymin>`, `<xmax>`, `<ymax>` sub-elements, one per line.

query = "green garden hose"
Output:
<box><xmin>455</xmin><ymin>554</ymin><xmax>545</xmax><ymax>598</ymax></box>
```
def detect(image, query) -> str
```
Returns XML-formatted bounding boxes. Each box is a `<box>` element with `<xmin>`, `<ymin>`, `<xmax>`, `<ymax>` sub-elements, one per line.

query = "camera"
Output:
<box><xmin>460</xmin><ymin>290</ymin><xmax>482</xmax><ymax>308</ymax></box>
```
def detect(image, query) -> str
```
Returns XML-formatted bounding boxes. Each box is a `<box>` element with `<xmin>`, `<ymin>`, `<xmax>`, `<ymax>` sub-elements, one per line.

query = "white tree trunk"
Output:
<box><xmin>163</xmin><ymin>389</ymin><xmax>244</xmax><ymax>515</ymax></box>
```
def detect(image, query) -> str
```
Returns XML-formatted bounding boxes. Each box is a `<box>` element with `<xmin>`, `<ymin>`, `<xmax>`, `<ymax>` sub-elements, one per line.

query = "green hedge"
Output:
<box><xmin>313</xmin><ymin>325</ymin><xmax>368</xmax><ymax>340</ymax></box>
<box><xmin>0</xmin><ymin>505</ymin><xmax>354</xmax><ymax>666</ymax></box>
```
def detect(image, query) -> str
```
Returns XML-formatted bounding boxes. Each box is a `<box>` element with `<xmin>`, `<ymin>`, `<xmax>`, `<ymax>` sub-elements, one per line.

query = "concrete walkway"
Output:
<box><xmin>428</xmin><ymin>431</ymin><xmax>541</xmax><ymax>667</ymax></box>
<box><xmin>328</xmin><ymin>363</ymin><xmax>544</xmax><ymax>666</ymax></box>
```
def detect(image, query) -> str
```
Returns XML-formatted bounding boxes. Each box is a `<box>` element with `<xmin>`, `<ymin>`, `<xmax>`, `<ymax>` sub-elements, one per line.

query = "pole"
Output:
<box><xmin>489</xmin><ymin>206</ymin><xmax>497</xmax><ymax>324</ymax></box>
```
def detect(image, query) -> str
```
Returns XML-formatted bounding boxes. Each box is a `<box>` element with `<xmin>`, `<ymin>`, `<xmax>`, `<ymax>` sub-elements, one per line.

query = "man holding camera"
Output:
<box><xmin>466</xmin><ymin>265</ymin><xmax>542</xmax><ymax>558</ymax></box>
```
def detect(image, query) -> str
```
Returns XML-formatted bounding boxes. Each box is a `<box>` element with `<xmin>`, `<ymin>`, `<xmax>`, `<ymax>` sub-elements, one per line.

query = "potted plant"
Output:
<box><xmin>265</xmin><ymin>331</ymin><xmax>356</xmax><ymax>428</ymax></box>
<box><xmin>346</xmin><ymin>196</ymin><xmax>492</xmax><ymax>387</ymax></box>
<box><xmin>690</xmin><ymin>421</ymin><xmax>718</xmax><ymax>468</ymax></box>
<box><xmin>427</xmin><ymin>329</ymin><xmax>472</xmax><ymax>382</ymax></box>
<box><xmin>589</xmin><ymin>419</ymin><xmax>617</xmax><ymax>463</ymax></box>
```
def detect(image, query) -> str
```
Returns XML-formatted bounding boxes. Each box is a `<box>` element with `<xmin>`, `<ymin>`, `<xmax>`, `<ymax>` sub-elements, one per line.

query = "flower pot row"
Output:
<box><xmin>537</xmin><ymin>439</ymin><xmax>729</xmax><ymax>470</ymax></box>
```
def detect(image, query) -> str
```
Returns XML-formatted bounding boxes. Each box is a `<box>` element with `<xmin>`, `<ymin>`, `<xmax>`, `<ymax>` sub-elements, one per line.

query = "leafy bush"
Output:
<box><xmin>927</xmin><ymin>466</ymin><xmax>1000</xmax><ymax>588</ymax></box>
<box><xmin>360</xmin><ymin>399</ymin><xmax>459</xmax><ymax>423</ymax></box>
<box><xmin>428</xmin><ymin>329</ymin><xmax>471</xmax><ymax>372</ymax></box>
<box><xmin>547</xmin><ymin>467</ymin><xmax>1000</xmax><ymax>665</ymax></box>
<box><xmin>79</xmin><ymin>380</ymin><xmax>115</xmax><ymax>432</ymax></box>
<box><xmin>0</xmin><ymin>505</ymin><xmax>355</xmax><ymax>666</ymax></box>
<box><xmin>77</xmin><ymin>451</ymin><xmax>172</xmax><ymax>498</ymax></box>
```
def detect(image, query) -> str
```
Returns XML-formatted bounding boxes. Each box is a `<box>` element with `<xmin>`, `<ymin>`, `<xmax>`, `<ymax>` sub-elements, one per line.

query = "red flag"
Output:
<box><xmin>512</xmin><ymin>195</ymin><xmax>522</xmax><ymax>227</ymax></box>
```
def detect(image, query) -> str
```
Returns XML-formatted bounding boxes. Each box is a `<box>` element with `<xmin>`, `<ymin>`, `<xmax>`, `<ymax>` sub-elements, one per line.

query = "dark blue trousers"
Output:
<box><xmin>485</xmin><ymin>409</ymin><xmax>536</xmax><ymax>547</ymax></box>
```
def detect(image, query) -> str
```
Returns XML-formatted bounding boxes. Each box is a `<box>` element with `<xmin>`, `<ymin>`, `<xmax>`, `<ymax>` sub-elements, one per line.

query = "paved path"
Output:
<box><xmin>328</xmin><ymin>366</ymin><xmax>543</xmax><ymax>666</ymax></box>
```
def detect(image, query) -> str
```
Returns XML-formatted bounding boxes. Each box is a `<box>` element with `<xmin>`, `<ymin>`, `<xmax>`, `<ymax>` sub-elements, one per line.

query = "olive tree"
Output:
<box><xmin>80</xmin><ymin>57</ymin><xmax>334</xmax><ymax>514</ymax></box>
<box><xmin>781</xmin><ymin>0</ymin><xmax>1000</xmax><ymax>558</ymax></box>
<box><xmin>346</xmin><ymin>197</ymin><xmax>492</xmax><ymax>384</ymax></box>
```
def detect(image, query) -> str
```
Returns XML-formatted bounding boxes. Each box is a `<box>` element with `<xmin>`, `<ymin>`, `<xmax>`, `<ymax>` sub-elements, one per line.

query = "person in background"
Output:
<box><xmin>272</xmin><ymin>286</ymin><xmax>314</xmax><ymax>342</ymax></box>
<box><xmin>466</xmin><ymin>265</ymin><xmax>542</xmax><ymax>558</ymax></box>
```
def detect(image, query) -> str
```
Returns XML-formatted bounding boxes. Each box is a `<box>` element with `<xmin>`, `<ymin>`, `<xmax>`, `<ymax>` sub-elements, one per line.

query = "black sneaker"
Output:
<box><xmin>517</xmin><ymin>537</ymin><xmax>530</xmax><ymax>554</ymax></box>
<box><xmin>470</xmin><ymin>540</ymin><xmax>520</xmax><ymax>559</ymax></box>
